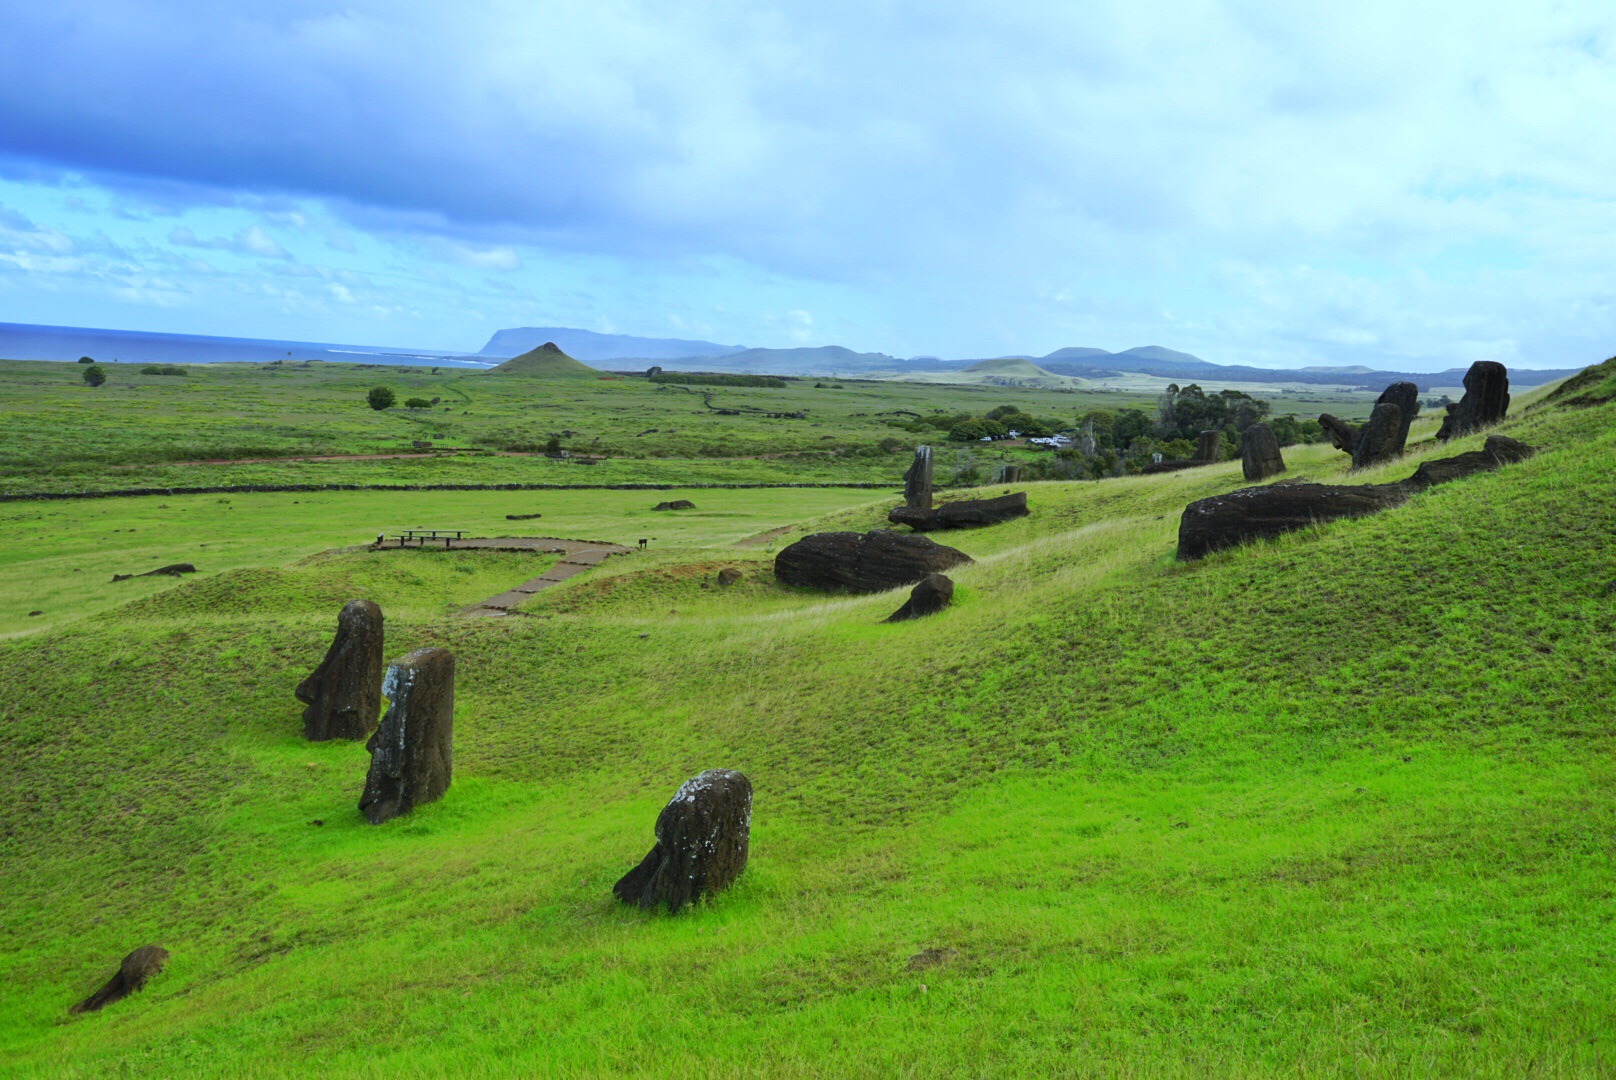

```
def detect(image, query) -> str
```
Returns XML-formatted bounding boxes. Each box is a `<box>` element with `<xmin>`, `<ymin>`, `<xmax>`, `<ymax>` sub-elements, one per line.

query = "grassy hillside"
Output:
<box><xmin>1</xmin><ymin>374</ymin><xmax>1612</xmax><ymax>1075</ymax></box>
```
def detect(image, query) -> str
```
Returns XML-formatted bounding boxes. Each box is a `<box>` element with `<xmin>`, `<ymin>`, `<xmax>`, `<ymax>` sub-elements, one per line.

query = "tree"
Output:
<box><xmin>81</xmin><ymin>364</ymin><xmax>106</xmax><ymax>387</ymax></box>
<box><xmin>404</xmin><ymin>397</ymin><xmax>431</xmax><ymax>409</ymax></box>
<box><xmin>367</xmin><ymin>386</ymin><xmax>396</xmax><ymax>411</ymax></box>
<box><xmin>77</xmin><ymin>356</ymin><xmax>94</xmax><ymax>364</ymax></box>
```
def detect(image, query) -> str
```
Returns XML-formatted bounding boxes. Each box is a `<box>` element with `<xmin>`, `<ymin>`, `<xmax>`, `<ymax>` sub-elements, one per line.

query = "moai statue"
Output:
<box><xmin>613</xmin><ymin>769</ymin><xmax>752</xmax><ymax>913</ymax></box>
<box><xmin>296</xmin><ymin>600</ymin><xmax>384</xmax><ymax>741</ymax></box>
<box><xmin>1196</xmin><ymin>430</ymin><xmax>1222</xmax><ymax>463</ymax></box>
<box><xmin>1240</xmin><ymin>422</ymin><xmax>1286</xmax><ymax>482</ymax></box>
<box><xmin>358</xmin><ymin>648</ymin><xmax>454</xmax><ymax>825</ymax></box>
<box><xmin>903</xmin><ymin>446</ymin><xmax>934</xmax><ymax>510</ymax></box>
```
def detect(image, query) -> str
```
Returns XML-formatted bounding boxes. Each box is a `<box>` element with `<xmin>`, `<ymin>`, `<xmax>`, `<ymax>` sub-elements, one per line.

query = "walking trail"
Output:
<box><xmin>440</xmin><ymin>537</ymin><xmax>632</xmax><ymax>617</ymax></box>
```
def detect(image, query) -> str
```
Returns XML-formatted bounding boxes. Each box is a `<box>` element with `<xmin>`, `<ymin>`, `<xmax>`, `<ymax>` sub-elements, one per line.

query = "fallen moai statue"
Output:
<box><xmin>110</xmin><ymin>563</ymin><xmax>196</xmax><ymax>583</ymax></box>
<box><xmin>1177</xmin><ymin>435</ymin><xmax>1535</xmax><ymax>559</ymax></box>
<box><xmin>774</xmin><ymin>530</ymin><xmax>971</xmax><ymax>592</ymax></box>
<box><xmin>884</xmin><ymin>573</ymin><xmax>954</xmax><ymax>622</ymax></box>
<box><xmin>614</xmin><ymin>769</ymin><xmax>752</xmax><ymax>913</ymax></box>
<box><xmin>70</xmin><ymin>945</ymin><xmax>168</xmax><ymax>1014</ymax></box>
<box><xmin>1241</xmin><ymin>422</ymin><xmax>1286</xmax><ymax>482</ymax></box>
<box><xmin>359</xmin><ymin>647</ymin><xmax>454</xmax><ymax>825</ymax></box>
<box><xmin>1319</xmin><ymin>381</ymin><xmax>1421</xmax><ymax>468</ymax></box>
<box><xmin>1437</xmin><ymin>361</ymin><xmax>1511</xmax><ymax>441</ymax></box>
<box><xmin>903</xmin><ymin>446</ymin><xmax>934</xmax><ymax>510</ymax></box>
<box><xmin>888</xmin><ymin>491</ymin><xmax>1027</xmax><ymax>531</ymax></box>
<box><xmin>652</xmin><ymin>500</ymin><xmax>696</xmax><ymax>511</ymax></box>
<box><xmin>295</xmin><ymin>599</ymin><xmax>384</xmax><ymax>741</ymax></box>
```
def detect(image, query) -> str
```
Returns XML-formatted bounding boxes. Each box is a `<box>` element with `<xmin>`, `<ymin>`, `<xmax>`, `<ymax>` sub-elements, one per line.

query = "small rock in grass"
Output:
<box><xmin>716</xmin><ymin>567</ymin><xmax>742</xmax><ymax>586</ymax></box>
<box><xmin>884</xmin><ymin>573</ymin><xmax>954</xmax><ymax>623</ymax></box>
<box><xmin>70</xmin><ymin>945</ymin><xmax>168</xmax><ymax>1014</ymax></box>
<box><xmin>27</xmin><ymin>610</ymin><xmax>43</xmax><ymax>617</ymax></box>
<box><xmin>614</xmin><ymin>769</ymin><xmax>752</xmax><ymax>914</ymax></box>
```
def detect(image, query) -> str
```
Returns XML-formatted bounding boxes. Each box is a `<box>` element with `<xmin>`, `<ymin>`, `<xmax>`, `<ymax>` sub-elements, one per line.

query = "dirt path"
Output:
<box><xmin>733</xmin><ymin>525</ymin><xmax>794</xmax><ymax>548</ymax></box>
<box><xmin>443</xmin><ymin>537</ymin><xmax>633</xmax><ymax>617</ymax></box>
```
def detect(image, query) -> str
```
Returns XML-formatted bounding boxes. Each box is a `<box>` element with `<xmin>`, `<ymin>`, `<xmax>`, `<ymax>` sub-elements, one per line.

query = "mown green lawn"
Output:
<box><xmin>1</xmin><ymin>382</ymin><xmax>1612</xmax><ymax>1076</ymax></box>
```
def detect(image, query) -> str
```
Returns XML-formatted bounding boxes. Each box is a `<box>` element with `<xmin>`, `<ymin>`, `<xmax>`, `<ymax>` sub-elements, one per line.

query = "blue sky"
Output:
<box><xmin>0</xmin><ymin>1</ymin><xmax>1612</xmax><ymax>369</ymax></box>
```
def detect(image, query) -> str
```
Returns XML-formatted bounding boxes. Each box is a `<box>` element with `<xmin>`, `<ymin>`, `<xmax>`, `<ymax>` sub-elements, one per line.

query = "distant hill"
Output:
<box><xmin>884</xmin><ymin>357</ymin><xmax>1082</xmax><ymax>389</ymax></box>
<box><xmin>480</xmin><ymin>327</ymin><xmax>745</xmax><ymax>362</ymax></box>
<box><xmin>0</xmin><ymin>320</ymin><xmax>479</xmax><ymax>367</ymax></box>
<box><xmin>485</xmin><ymin>342</ymin><xmax>598</xmax><ymax>377</ymax></box>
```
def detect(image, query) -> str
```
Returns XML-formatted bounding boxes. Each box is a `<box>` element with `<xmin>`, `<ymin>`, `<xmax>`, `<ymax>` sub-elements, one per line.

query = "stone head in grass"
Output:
<box><xmin>296</xmin><ymin>599</ymin><xmax>384</xmax><ymax>742</ymax></box>
<box><xmin>614</xmin><ymin>769</ymin><xmax>752</xmax><ymax>914</ymax></box>
<box><xmin>359</xmin><ymin>647</ymin><xmax>454</xmax><ymax>825</ymax></box>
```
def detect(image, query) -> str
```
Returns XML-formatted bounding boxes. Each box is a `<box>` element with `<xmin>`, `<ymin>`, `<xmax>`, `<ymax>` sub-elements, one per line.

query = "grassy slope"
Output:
<box><xmin>0</xmin><ymin>487</ymin><xmax>880</xmax><ymax>637</ymax></box>
<box><xmin>2</xmin><ymin>391</ymin><xmax>1613</xmax><ymax>1075</ymax></box>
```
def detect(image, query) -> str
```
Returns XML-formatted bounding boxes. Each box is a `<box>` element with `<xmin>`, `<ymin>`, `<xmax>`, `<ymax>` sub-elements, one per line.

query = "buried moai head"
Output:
<box><xmin>296</xmin><ymin>599</ymin><xmax>384</xmax><ymax>742</ymax></box>
<box><xmin>1240</xmin><ymin>422</ymin><xmax>1285</xmax><ymax>482</ymax></box>
<box><xmin>903</xmin><ymin>446</ymin><xmax>934</xmax><ymax>510</ymax></box>
<box><xmin>358</xmin><ymin>647</ymin><xmax>454</xmax><ymax>825</ymax></box>
<box><xmin>1437</xmin><ymin>361</ymin><xmax>1511</xmax><ymax>441</ymax></box>
<box><xmin>613</xmin><ymin>769</ymin><xmax>752</xmax><ymax>913</ymax></box>
<box><xmin>70</xmin><ymin>945</ymin><xmax>168</xmax><ymax>1014</ymax></box>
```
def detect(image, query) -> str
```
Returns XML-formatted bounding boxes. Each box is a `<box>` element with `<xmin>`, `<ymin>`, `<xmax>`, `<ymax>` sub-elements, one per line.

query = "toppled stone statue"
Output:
<box><xmin>359</xmin><ymin>647</ymin><xmax>454</xmax><ymax>825</ymax></box>
<box><xmin>614</xmin><ymin>769</ymin><xmax>752</xmax><ymax>913</ymax></box>
<box><xmin>296</xmin><ymin>599</ymin><xmax>384</xmax><ymax>742</ymax></box>
<box><xmin>652</xmin><ymin>500</ymin><xmax>696</xmax><ymax>511</ymax></box>
<box><xmin>884</xmin><ymin>573</ymin><xmax>954</xmax><ymax>622</ymax></box>
<box><xmin>1437</xmin><ymin>361</ymin><xmax>1511</xmax><ymax>441</ymax></box>
<box><xmin>1319</xmin><ymin>382</ymin><xmax>1421</xmax><ymax>468</ymax></box>
<box><xmin>1240</xmin><ymin>422</ymin><xmax>1286</xmax><ymax>482</ymax></box>
<box><xmin>775</xmin><ymin>530</ymin><xmax>971</xmax><ymax>592</ymax></box>
<box><xmin>1177</xmin><ymin>435</ymin><xmax>1535</xmax><ymax>559</ymax></box>
<box><xmin>71</xmin><ymin>945</ymin><xmax>168</xmax><ymax>1014</ymax></box>
<box><xmin>888</xmin><ymin>491</ymin><xmax>1027</xmax><ymax>531</ymax></box>
<box><xmin>111</xmin><ymin>563</ymin><xmax>197</xmax><ymax>583</ymax></box>
<box><xmin>903</xmin><ymin>446</ymin><xmax>934</xmax><ymax>510</ymax></box>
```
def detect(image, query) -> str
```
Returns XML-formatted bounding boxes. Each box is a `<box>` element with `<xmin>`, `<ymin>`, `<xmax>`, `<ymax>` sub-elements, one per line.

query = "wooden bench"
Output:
<box><xmin>392</xmin><ymin>529</ymin><xmax>466</xmax><ymax>549</ymax></box>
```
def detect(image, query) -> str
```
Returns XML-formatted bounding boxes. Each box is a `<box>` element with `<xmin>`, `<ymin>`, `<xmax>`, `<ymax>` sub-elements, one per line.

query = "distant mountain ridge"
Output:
<box><xmin>479</xmin><ymin>327</ymin><xmax>745</xmax><ymax>362</ymax></box>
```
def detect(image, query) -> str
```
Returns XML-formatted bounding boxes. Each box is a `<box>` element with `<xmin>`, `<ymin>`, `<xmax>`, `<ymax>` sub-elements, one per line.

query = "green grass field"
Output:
<box><xmin>0</xmin><ymin>357</ymin><xmax>1378</xmax><ymax>495</ymax></box>
<box><xmin>2</xmin><ymin>360</ymin><xmax>1613</xmax><ymax>1076</ymax></box>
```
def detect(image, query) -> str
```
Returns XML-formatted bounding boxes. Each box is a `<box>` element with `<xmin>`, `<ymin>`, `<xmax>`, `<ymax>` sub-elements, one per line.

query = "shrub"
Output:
<box><xmin>404</xmin><ymin>397</ymin><xmax>432</xmax><ymax>409</ymax></box>
<box><xmin>140</xmin><ymin>364</ymin><xmax>187</xmax><ymax>376</ymax></box>
<box><xmin>77</xmin><ymin>356</ymin><xmax>94</xmax><ymax>364</ymax></box>
<box><xmin>367</xmin><ymin>386</ymin><xmax>396</xmax><ymax>411</ymax></box>
<box><xmin>81</xmin><ymin>364</ymin><xmax>106</xmax><ymax>387</ymax></box>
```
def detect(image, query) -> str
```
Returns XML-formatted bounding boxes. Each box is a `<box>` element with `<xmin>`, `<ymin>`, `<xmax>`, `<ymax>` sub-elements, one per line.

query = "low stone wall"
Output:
<box><xmin>0</xmin><ymin>481</ymin><xmax>893</xmax><ymax>504</ymax></box>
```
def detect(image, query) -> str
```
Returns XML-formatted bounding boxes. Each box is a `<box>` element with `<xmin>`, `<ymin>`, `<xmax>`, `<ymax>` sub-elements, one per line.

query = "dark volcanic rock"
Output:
<box><xmin>359</xmin><ymin>647</ymin><xmax>454</xmax><ymax>825</ymax></box>
<box><xmin>716</xmin><ymin>567</ymin><xmax>742</xmax><ymax>586</ymax></box>
<box><xmin>1179</xmin><ymin>435</ymin><xmax>1535</xmax><ymax>559</ymax></box>
<box><xmin>774</xmin><ymin>530</ymin><xmax>971</xmax><ymax>593</ymax></box>
<box><xmin>1437</xmin><ymin>361</ymin><xmax>1511</xmax><ymax>441</ymax></box>
<box><xmin>1353</xmin><ymin>402</ymin><xmax>1408</xmax><ymax>468</ymax></box>
<box><xmin>888</xmin><ymin>492</ymin><xmax>1028</xmax><ymax>531</ymax></box>
<box><xmin>1240</xmin><ymin>422</ymin><xmax>1286</xmax><ymax>482</ymax></box>
<box><xmin>1322</xmin><ymin>382</ymin><xmax>1421</xmax><ymax>468</ymax></box>
<box><xmin>884</xmin><ymin>573</ymin><xmax>954</xmax><ymax>622</ymax></box>
<box><xmin>1177</xmin><ymin>483</ymin><xmax>1410</xmax><ymax>560</ymax></box>
<box><xmin>1407</xmin><ymin>435</ymin><xmax>1535</xmax><ymax>488</ymax></box>
<box><xmin>1196</xmin><ymin>430</ymin><xmax>1222</xmax><ymax>464</ymax></box>
<box><xmin>903</xmin><ymin>446</ymin><xmax>934</xmax><ymax>510</ymax></box>
<box><xmin>112</xmin><ymin>562</ymin><xmax>197</xmax><ymax>583</ymax></box>
<box><xmin>295</xmin><ymin>599</ymin><xmax>384</xmax><ymax>742</ymax></box>
<box><xmin>71</xmin><ymin>945</ymin><xmax>168</xmax><ymax>1014</ymax></box>
<box><xmin>613</xmin><ymin>769</ymin><xmax>752</xmax><ymax>913</ymax></box>
<box><xmin>652</xmin><ymin>499</ymin><xmax>696</xmax><ymax>511</ymax></box>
